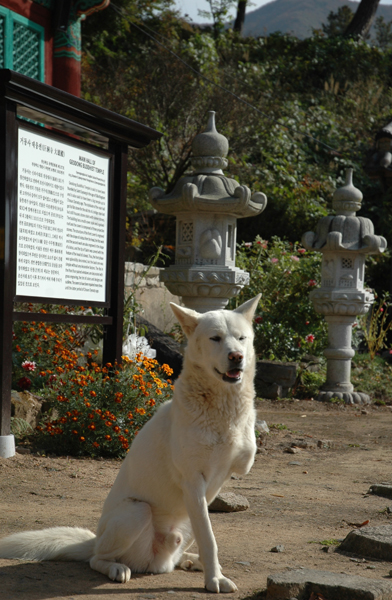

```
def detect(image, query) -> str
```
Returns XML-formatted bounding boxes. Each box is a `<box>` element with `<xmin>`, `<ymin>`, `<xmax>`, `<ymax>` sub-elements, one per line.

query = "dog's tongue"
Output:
<box><xmin>226</xmin><ymin>369</ymin><xmax>241</xmax><ymax>379</ymax></box>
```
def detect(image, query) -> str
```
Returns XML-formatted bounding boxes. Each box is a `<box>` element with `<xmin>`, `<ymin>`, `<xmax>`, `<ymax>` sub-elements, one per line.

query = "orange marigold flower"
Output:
<box><xmin>92</xmin><ymin>441</ymin><xmax>99</xmax><ymax>448</ymax></box>
<box><xmin>105</xmin><ymin>434</ymin><xmax>112</xmax><ymax>441</ymax></box>
<box><xmin>113</xmin><ymin>425</ymin><xmax>120</xmax><ymax>433</ymax></box>
<box><xmin>90</xmin><ymin>390</ymin><xmax>97</xmax><ymax>397</ymax></box>
<box><xmin>105</xmin><ymin>421</ymin><xmax>112</xmax><ymax>427</ymax></box>
<box><xmin>136</xmin><ymin>408</ymin><xmax>146</xmax><ymax>416</ymax></box>
<box><xmin>72</xmin><ymin>430</ymin><xmax>78</xmax><ymax>435</ymax></box>
<box><xmin>88</xmin><ymin>424</ymin><xmax>96</xmax><ymax>430</ymax></box>
<box><xmin>85</xmin><ymin>401</ymin><xmax>91</xmax><ymax>407</ymax></box>
<box><xmin>80</xmin><ymin>437</ymin><xmax>86</xmax><ymax>442</ymax></box>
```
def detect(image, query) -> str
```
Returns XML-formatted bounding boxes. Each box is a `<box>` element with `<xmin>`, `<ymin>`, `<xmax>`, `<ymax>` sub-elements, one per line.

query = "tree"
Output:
<box><xmin>321</xmin><ymin>6</ymin><xmax>353</xmax><ymax>37</ymax></box>
<box><xmin>343</xmin><ymin>0</ymin><xmax>381</xmax><ymax>38</ymax></box>
<box><xmin>374</xmin><ymin>16</ymin><xmax>392</xmax><ymax>49</ymax></box>
<box><xmin>198</xmin><ymin>0</ymin><xmax>236</xmax><ymax>38</ymax></box>
<box><xmin>233</xmin><ymin>0</ymin><xmax>247</xmax><ymax>35</ymax></box>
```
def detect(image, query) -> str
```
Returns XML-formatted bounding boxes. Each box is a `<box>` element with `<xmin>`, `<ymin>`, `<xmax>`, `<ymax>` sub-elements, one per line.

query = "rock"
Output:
<box><xmin>15</xmin><ymin>447</ymin><xmax>31</xmax><ymax>455</ymax></box>
<box><xmin>270</xmin><ymin>545</ymin><xmax>285</xmax><ymax>553</ymax></box>
<box><xmin>136</xmin><ymin>316</ymin><xmax>183</xmax><ymax>380</ymax></box>
<box><xmin>208</xmin><ymin>492</ymin><xmax>249</xmax><ymax>513</ymax></box>
<box><xmin>266</xmin><ymin>568</ymin><xmax>392</xmax><ymax>599</ymax></box>
<box><xmin>255</xmin><ymin>419</ymin><xmax>270</xmax><ymax>434</ymax></box>
<box><xmin>11</xmin><ymin>390</ymin><xmax>43</xmax><ymax>429</ymax></box>
<box><xmin>317</xmin><ymin>439</ymin><xmax>337</xmax><ymax>449</ymax></box>
<box><xmin>339</xmin><ymin>525</ymin><xmax>392</xmax><ymax>561</ymax></box>
<box><xmin>285</xmin><ymin>447</ymin><xmax>300</xmax><ymax>454</ymax></box>
<box><xmin>255</xmin><ymin>360</ymin><xmax>297</xmax><ymax>399</ymax></box>
<box><xmin>369</xmin><ymin>484</ymin><xmax>392</xmax><ymax>499</ymax></box>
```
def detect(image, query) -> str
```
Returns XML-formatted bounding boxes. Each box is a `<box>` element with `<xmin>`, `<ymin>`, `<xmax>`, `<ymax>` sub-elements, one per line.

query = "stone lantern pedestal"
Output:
<box><xmin>149</xmin><ymin>112</ymin><xmax>267</xmax><ymax>312</ymax></box>
<box><xmin>302</xmin><ymin>169</ymin><xmax>387</xmax><ymax>404</ymax></box>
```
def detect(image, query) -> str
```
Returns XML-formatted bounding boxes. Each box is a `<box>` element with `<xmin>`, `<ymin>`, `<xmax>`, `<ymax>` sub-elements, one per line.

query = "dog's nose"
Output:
<box><xmin>228</xmin><ymin>351</ymin><xmax>243</xmax><ymax>363</ymax></box>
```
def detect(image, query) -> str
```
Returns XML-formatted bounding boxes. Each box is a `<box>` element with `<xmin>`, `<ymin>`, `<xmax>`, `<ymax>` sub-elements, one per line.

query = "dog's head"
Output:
<box><xmin>170</xmin><ymin>295</ymin><xmax>260</xmax><ymax>385</ymax></box>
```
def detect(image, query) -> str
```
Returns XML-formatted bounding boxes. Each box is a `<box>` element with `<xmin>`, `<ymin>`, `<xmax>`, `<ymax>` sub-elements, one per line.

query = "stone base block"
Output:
<box><xmin>0</xmin><ymin>434</ymin><xmax>15</xmax><ymax>458</ymax></box>
<box><xmin>255</xmin><ymin>360</ymin><xmax>297</xmax><ymax>399</ymax></box>
<box><xmin>339</xmin><ymin>525</ymin><xmax>392</xmax><ymax>561</ymax></box>
<box><xmin>266</xmin><ymin>568</ymin><xmax>392</xmax><ymax>599</ymax></box>
<box><xmin>317</xmin><ymin>390</ymin><xmax>371</xmax><ymax>404</ymax></box>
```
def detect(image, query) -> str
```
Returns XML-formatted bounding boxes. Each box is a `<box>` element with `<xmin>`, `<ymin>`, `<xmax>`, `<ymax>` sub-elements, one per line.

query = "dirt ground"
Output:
<box><xmin>1</xmin><ymin>398</ymin><xmax>392</xmax><ymax>600</ymax></box>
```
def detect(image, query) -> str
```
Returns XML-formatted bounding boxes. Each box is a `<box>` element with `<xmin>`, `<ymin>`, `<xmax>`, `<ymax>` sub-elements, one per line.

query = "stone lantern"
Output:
<box><xmin>149</xmin><ymin>111</ymin><xmax>267</xmax><ymax>312</ymax></box>
<box><xmin>302</xmin><ymin>169</ymin><xmax>387</xmax><ymax>404</ymax></box>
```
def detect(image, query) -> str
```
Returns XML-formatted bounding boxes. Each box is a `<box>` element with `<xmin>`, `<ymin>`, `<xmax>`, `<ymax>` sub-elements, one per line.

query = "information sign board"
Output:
<box><xmin>16</xmin><ymin>126</ymin><xmax>111</xmax><ymax>304</ymax></box>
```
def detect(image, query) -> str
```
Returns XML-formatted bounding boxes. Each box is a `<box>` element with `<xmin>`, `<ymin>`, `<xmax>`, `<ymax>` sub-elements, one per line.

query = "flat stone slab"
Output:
<box><xmin>339</xmin><ymin>525</ymin><xmax>392</xmax><ymax>561</ymax></box>
<box><xmin>208</xmin><ymin>492</ymin><xmax>249</xmax><ymax>512</ymax></box>
<box><xmin>266</xmin><ymin>568</ymin><xmax>392</xmax><ymax>599</ymax></box>
<box><xmin>369</xmin><ymin>485</ymin><xmax>392</xmax><ymax>499</ymax></box>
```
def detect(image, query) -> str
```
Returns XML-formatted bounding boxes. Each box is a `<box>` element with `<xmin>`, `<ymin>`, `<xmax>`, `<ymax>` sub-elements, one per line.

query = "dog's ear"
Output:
<box><xmin>170</xmin><ymin>303</ymin><xmax>200</xmax><ymax>337</ymax></box>
<box><xmin>233</xmin><ymin>294</ymin><xmax>261</xmax><ymax>322</ymax></box>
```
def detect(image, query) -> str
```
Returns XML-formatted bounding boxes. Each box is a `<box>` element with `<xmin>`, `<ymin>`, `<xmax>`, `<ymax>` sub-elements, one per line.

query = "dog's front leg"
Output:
<box><xmin>182</xmin><ymin>476</ymin><xmax>237</xmax><ymax>593</ymax></box>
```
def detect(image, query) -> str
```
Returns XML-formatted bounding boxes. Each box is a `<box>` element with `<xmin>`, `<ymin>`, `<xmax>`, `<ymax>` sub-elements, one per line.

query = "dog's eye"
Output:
<box><xmin>239</xmin><ymin>336</ymin><xmax>246</xmax><ymax>341</ymax></box>
<box><xmin>210</xmin><ymin>336</ymin><xmax>221</xmax><ymax>342</ymax></box>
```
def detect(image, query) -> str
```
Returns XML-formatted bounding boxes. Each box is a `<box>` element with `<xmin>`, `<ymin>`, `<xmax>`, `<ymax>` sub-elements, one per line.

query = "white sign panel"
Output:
<box><xmin>16</xmin><ymin>127</ymin><xmax>110</xmax><ymax>303</ymax></box>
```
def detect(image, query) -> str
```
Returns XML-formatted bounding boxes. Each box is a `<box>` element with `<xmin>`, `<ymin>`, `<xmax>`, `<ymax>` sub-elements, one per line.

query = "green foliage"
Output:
<box><xmin>198</xmin><ymin>0</ymin><xmax>237</xmax><ymax>38</ymax></box>
<box><xmin>35</xmin><ymin>355</ymin><xmax>173</xmax><ymax>458</ymax></box>
<box><xmin>357</xmin><ymin>293</ymin><xmax>392</xmax><ymax>360</ymax></box>
<box><xmin>229</xmin><ymin>237</ymin><xmax>327</xmax><ymax>361</ymax></box>
<box><xmin>321</xmin><ymin>6</ymin><xmax>354</xmax><ymax>37</ymax></box>
<box><xmin>81</xmin><ymin>17</ymin><xmax>392</xmax><ymax>265</ymax></box>
<box><xmin>351</xmin><ymin>353</ymin><xmax>392</xmax><ymax>402</ymax></box>
<box><xmin>374</xmin><ymin>16</ymin><xmax>392</xmax><ymax>49</ymax></box>
<box><xmin>10</xmin><ymin>417</ymin><xmax>33</xmax><ymax>441</ymax></box>
<box><xmin>292</xmin><ymin>368</ymin><xmax>326</xmax><ymax>399</ymax></box>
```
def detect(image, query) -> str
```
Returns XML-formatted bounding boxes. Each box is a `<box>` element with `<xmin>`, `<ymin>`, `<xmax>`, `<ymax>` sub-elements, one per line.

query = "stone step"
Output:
<box><xmin>339</xmin><ymin>525</ymin><xmax>392</xmax><ymax>561</ymax></box>
<box><xmin>266</xmin><ymin>568</ymin><xmax>392</xmax><ymax>599</ymax></box>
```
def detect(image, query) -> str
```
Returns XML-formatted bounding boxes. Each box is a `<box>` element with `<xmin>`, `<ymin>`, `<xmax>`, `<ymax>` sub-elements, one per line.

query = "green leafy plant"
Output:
<box><xmin>358</xmin><ymin>294</ymin><xmax>392</xmax><ymax>360</ymax></box>
<box><xmin>229</xmin><ymin>236</ymin><xmax>327</xmax><ymax>361</ymax></box>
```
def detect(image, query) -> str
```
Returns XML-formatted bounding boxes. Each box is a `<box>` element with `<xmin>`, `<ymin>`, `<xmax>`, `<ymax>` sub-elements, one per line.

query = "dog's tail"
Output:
<box><xmin>0</xmin><ymin>527</ymin><xmax>96</xmax><ymax>562</ymax></box>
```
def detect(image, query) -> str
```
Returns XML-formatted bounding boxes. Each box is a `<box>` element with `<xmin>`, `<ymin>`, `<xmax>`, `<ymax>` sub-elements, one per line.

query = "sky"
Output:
<box><xmin>174</xmin><ymin>0</ymin><xmax>392</xmax><ymax>24</ymax></box>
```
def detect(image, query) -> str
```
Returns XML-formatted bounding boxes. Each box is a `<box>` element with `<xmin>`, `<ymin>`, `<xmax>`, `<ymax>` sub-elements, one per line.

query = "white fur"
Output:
<box><xmin>0</xmin><ymin>296</ymin><xmax>260</xmax><ymax>594</ymax></box>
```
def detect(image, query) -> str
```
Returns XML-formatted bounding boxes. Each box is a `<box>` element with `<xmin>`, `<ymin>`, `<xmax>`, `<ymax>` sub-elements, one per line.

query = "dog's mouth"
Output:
<box><xmin>215</xmin><ymin>368</ymin><xmax>243</xmax><ymax>383</ymax></box>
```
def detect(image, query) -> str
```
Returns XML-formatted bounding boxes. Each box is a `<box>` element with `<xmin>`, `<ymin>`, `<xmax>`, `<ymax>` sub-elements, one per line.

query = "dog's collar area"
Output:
<box><xmin>214</xmin><ymin>367</ymin><xmax>243</xmax><ymax>383</ymax></box>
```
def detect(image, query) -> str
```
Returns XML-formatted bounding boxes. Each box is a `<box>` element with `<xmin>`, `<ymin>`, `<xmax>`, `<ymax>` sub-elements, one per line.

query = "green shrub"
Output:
<box><xmin>229</xmin><ymin>236</ymin><xmax>327</xmax><ymax>361</ymax></box>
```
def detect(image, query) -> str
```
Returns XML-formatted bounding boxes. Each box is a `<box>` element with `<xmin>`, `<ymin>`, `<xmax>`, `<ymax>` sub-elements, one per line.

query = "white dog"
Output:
<box><xmin>0</xmin><ymin>295</ymin><xmax>260</xmax><ymax>594</ymax></box>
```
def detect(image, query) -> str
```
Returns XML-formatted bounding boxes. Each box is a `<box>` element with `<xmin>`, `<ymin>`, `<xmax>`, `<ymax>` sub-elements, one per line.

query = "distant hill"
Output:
<box><xmin>241</xmin><ymin>0</ymin><xmax>392</xmax><ymax>39</ymax></box>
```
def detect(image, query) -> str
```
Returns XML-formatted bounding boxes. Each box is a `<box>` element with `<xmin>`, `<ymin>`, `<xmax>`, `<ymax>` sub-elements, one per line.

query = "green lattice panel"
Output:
<box><xmin>13</xmin><ymin>22</ymin><xmax>40</xmax><ymax>80</ymax></box>
<box><xmin>0</xmin><ymin>15</ymin><xmax>4</xmax><ymax>69</ymax></box>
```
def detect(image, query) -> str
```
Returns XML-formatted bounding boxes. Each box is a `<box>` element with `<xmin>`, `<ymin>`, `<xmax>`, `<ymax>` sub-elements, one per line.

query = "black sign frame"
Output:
<box><xmin>0</xmin><ymin>69</ymin><xmax>162</xmax><ymax>438</ymax></box>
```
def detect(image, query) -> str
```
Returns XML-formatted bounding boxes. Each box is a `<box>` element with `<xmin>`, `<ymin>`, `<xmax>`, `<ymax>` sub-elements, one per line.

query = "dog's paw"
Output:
<box><xmin>108</xmin><ymin>563</ymin><xmax>131</xmax><ymax>583</ymax></box>
<box><xmin>180</xmin><ymin>557</ymin><xmax>203</xmax><ymax>571</ymax></box>
<box><xmin>205</xmin><ymin>575</ymin><xmax>237</xmax><ymax>593</ymax></box>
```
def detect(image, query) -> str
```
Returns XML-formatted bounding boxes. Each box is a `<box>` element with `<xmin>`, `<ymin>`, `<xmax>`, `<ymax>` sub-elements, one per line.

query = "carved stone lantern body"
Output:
<box><xmin>149</xmin><ymin>112</ymin><xmax>267</xmax><ymax>312</ymax></box>
<box><xmin>302</xmin><ymin>169</ymin><xmax>387</xmax><ymax>404</ymax></box>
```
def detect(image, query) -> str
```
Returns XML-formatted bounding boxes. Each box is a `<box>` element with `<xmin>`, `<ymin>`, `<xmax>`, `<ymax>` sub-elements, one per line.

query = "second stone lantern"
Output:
<box><xmin>302</xmin><ymin>169</ymin><xmax>387</xmax><ymax>404</ymax></box>
<box><xmin>149</xmin><ymin>111</ymin><xmax>267</xmax><ymax>312</ymax></box>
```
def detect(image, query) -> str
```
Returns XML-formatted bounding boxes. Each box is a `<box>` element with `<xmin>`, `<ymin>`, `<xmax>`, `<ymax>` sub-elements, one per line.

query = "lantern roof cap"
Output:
<box><xmin>333</xmin><ymin>168</ymin><xmax>362</xmax><ymax>216</ymax></box>
<box><xmin>191</xmin><ymin>112</ymin><xmax>229</xmax><ymax>174</ymax></box>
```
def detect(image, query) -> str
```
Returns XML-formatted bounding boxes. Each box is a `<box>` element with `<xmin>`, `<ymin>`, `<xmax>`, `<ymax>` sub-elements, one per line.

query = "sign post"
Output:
<box><xmin>0</xmin><ymin>69</ymin><xmax>161</xmax><ymax>456</ymax></box>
